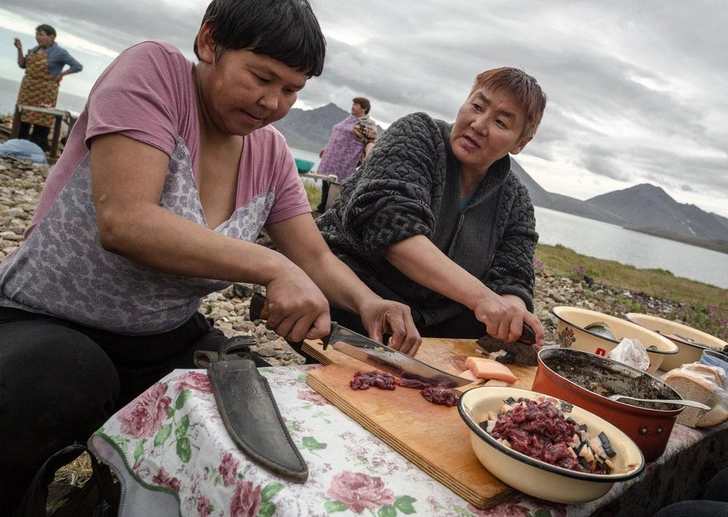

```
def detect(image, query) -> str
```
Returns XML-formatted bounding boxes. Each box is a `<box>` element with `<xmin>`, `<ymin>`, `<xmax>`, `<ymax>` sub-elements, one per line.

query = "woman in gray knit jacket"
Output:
<box><xmin>317</xmin><ymin>67</ymin><xmax>547</xmax><ymax>346</ymax></box>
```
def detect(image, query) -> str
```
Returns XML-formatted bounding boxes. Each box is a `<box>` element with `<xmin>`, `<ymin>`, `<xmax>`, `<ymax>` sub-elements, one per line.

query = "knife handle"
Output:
<box><xmin>250</xmin><ymin>292</ymin><xmax>270</xmax><ymax>320</ymax></box>
<box><xmin>519</xmin><ymin>323</ymin><xmax>536</xmax><ymax>345</ymax></box>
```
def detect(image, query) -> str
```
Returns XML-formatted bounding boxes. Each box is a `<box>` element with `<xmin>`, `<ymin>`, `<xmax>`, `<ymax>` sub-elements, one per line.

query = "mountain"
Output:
<box><xmin>271</xmin><ymin>103</ymin><xmax>384</xmax><ymax>152</ymax></box>
<box><xmin>274</xmin><ymin>104</ymin><xmax>728</xmax><ymax>252</ymax></box>
<box><xmin>509</xmin><ymin>159</ymin><xmax>627</xmax><ymax>226</ymax></box>
<box><xmin>588</xmin><ymin>184</ymin><xmax>728</xmax><ymax>246</ymax></box>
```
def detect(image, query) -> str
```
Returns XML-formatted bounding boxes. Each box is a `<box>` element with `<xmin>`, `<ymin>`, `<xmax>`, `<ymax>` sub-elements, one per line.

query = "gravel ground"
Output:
<box><xmin>0</xmin><ymin>155</ymin><xmax>684</xmax><ymax>365</ymax></box>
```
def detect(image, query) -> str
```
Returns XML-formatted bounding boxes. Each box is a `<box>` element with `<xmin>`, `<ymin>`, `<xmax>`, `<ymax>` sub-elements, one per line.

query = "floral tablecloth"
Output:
<box><xmin>90</xmin><ymin>366</ymin><xmax>728</xmax><ymax>516</ymax></box>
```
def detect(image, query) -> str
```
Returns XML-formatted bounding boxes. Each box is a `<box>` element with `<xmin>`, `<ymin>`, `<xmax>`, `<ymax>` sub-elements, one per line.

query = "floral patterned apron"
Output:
<box><xmin>16</xmin><ymin>50</ymin><xmax>58</xmax><ymax>127</ymax></box>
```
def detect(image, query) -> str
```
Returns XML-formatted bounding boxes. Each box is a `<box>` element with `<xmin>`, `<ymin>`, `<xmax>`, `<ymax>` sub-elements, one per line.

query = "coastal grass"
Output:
<box><xmin>303</xmin><ymin>181</ymin><xmax>322</xmax><ymax>211</ymax></box>
<box><xmin>535</xmin><ymin>243</ymin><xmax>728</xmax><ymax>339</ymax></box>
<box><xmin>535</xmin><ymin>243</ymin><xmax>726</xmax><ymax>309</ymax></box>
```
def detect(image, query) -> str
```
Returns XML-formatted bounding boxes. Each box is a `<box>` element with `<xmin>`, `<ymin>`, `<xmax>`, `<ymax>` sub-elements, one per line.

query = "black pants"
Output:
<box><xmin>316</xmin><ymin>181</ymin><xmax>331</xmax><ymax>213</ymax></box>
<box><xmin>654</xmin><ymin>467</ymin><xmax>728</xmax><ymax>516</ymax></box>
<box><xmin>0</xmin><ymin>307</ymin><xmax>227</xmax><ymax>515</ymax></box>
<box><xmin>17</xmin><ymin>122</ymin><xmax>51</xmax><ymax>152</ymax></box>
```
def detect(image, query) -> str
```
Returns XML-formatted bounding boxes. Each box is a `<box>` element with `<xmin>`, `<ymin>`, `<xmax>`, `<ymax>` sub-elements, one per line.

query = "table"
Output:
<box><xmin>10</xmin><ymin>104</ymin><xmax>74</xmax><ymax>159</ymax></box>
<box><xmin>90</xmin><ymin>366</ymin><xmax>728</xmax><ymax>516</ymax></box>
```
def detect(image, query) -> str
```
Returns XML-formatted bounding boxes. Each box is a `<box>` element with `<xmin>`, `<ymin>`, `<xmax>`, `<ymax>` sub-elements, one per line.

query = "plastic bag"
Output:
<box><xmin>609</xmin><ymin>337</ymin><xmax>650</xmax><ymax>371</ymax></box>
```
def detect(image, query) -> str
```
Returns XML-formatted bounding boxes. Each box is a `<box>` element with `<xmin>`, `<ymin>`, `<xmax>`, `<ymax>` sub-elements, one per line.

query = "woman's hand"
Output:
<box><xmin>358</xmin><ymin>298</ymin><xmax>421</xmax><ymax>356</ymax></box>
<box><xmin>473</xmin><ymin>293</ymin><xmax>544</xmax><ymax>346</ymax></box>
<box><xmin>318</xmin><ymin>147</ymin><xmax>326</xmax><ymax>158</ymax></box>
<box><xmin>13</xmin><ymin>38</ymin><xmax>22</xmax><ymax>51</ymax></box>
<box><xmin>266</xmin><ymin>215</ymin><xmax>422</xmax><ymax>353</ymax></box>
<box><xmin>260</xmin><ymin>265</ymin><xmax>332</xmax><ymax>344</ymax></box>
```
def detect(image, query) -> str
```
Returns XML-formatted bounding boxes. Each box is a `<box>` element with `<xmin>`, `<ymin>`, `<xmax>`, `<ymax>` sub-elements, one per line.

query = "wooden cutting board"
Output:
<box><xmin>304</xmin><ymin>338</ymin><xmax>537</xmax><ymax>509</ymax></box>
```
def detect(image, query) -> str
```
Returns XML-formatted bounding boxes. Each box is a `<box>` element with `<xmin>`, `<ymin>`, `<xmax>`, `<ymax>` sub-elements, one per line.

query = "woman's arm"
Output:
<box><xmin>363</xmin><ymin>141</ymin><xmax>375</xmax><ymax>158</ymax></box>
<box><xmin>54</xmin><ymin>69</ymin><xmax>75</xmax><ymax>83</ymax></box>
<box><xmin>60</xmin><ymin>48</ymin><xmax>83</xmax><ymax>72</ymax></box>
<box><xmin>386</xmin><ymin>234</ymin><xmax>543</xmax><ymax>344</ymax></box>
<box><xmin>54</xmin><ymin>48</ymin><xmax>82</xmax><ymax>82</ymax></box>
<box><xmin>14</xmin><ymin>38</ymin><xmax>26</xmax><ymax>68</ymax></box>
<box><xmin>484</xmin><ymin>180</ymin><xmax>539</xmax><ymax>310</ymax></box>
<box><xmin>89</xmin><ymin>133</ymin><xmax>336</xmax><ymax>343</ymax></box>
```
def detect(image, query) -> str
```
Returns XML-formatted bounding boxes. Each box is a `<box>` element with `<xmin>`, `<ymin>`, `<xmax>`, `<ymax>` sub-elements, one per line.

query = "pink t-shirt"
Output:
<box><xmin>0</xmin><ymin>41</ymin><xmax>310</xmax><ymax>334</ymax></box>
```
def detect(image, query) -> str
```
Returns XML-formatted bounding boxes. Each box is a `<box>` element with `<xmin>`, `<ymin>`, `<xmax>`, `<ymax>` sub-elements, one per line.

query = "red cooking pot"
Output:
<box><xmin>532</xmin><ymin>347</ymin><xmax>683</xmax><ymax>462</ymax></box>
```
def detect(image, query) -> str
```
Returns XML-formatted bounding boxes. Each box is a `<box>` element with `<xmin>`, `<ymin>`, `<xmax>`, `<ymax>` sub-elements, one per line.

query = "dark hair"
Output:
<box><xmin>193</xmin><ymin>0</ymin><xmax>326</xmax><ymax>77</ymax></box>
<box><xmin>352</xmin><ymin>97</ymin><xmax>371</xmax><ymax>115</ymax></box>
<box><xmin>36</xmin><ymin>24</ymin><xmax>56</xmax><ymax>38</ymax></box>
<box><xmin>471</xmin><ymin>67</ymin><xmax>547</xmax><ymax>139</ymax></box>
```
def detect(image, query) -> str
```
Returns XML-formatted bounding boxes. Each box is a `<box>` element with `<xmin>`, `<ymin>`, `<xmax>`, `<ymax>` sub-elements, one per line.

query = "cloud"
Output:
<box><xmin>1</xmin><ymin>0</ymin><xmax>726</xmax><ymax>217</ymax></box>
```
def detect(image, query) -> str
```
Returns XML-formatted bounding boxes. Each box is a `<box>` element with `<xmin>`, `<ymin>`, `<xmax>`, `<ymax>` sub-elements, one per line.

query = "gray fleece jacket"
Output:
<box><xmin>316</xmin><ymin>112</ymin><xmax>538</xmax><ymax>327</ymax></box>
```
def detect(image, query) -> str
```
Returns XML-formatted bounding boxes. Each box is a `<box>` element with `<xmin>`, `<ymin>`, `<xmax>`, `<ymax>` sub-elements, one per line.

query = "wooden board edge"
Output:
<box><xmin>306</xmin><ymin>373</ymin><xmax>516</xmax><ymax>509</ymax></box>
<box><xmin>302</xmin><ymin>339</ymin><xmax>334</xmax><ymax>365</ymax></box>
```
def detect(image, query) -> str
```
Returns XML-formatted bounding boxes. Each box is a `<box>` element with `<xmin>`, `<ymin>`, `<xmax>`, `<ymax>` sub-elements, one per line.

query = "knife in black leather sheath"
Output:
<box><xmin>249</xmin><ymin>292</ymin><xmax>470</xmax><ymax>388</ymax></box>
<box><xmin>194</xmin><ymin>342</ymin><xmax>308</xmax><ymax>483</ymax></box>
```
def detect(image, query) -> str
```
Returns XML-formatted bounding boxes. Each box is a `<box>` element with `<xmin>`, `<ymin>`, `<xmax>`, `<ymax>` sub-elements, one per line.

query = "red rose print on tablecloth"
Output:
<box><xmin>174</xmin><ymin>371</ymin><xmax>212</xmax><ymax>393</ymax></box>
<box><xmin>153</xmin><ymin>467</ymin><xmax>181</xmax><ymax>492</ymax></box>
<box><xmin>117</xmin><ymin>382</ymin><xmax>172</xmax><ymax>438</ymax></box>
<box><xmin>327</xmin><ymin>471</ymin><xmax>396</xmax><ymax>513</ymax></box>
<box><xmin>297</xmin><ymin>389</ymin><xmax>328</xmax><ymax>406</ymax></box>
<box><xmin>219</xmin><ymin>451</ymin><xmax>240</xmax><ymax>486</ymax></box>
<box><xmin>230</xmin><ymin>480</ymin><xmax>262</xmax><ymax>517</ymax></box>
<box><xmin>196</xmin><ymin>495</ymin><xmax>211</xmax><ymax>517</ymax></box>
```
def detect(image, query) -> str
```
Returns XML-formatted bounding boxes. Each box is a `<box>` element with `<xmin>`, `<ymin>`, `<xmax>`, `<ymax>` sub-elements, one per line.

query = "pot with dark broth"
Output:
<box><xmin>532</xmin><ymin>347</ymin><xmax>683</xmax><ymax>461</ymax></box>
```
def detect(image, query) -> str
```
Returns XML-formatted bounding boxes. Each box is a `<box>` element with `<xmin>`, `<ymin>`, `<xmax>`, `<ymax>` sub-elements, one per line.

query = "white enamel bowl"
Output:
<box><xmin>625</xmin><ymin>313</ymin><xmax>727</xmax><ymax>371</ymax></box>
<box><xmin>458</xmin><ymin>386</ymin><xmax>645</xmax><ymax>504</ymax></box>
<box><xmin>552</xmin><ymin>306</ymin><xmax>678</xmax><ymax>374</ymax></box>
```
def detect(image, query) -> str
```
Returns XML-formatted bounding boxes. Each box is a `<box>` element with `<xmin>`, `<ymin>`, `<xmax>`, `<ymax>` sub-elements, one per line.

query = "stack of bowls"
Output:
<box><xmin>625</xmin><ymin>313</ymin><xmax>727</xmax><ymax>371</ymax></box>
<box><xmin>552</xmin><ymin>306</ymin><xmax>679</xmax><ymax>373</ymax></box>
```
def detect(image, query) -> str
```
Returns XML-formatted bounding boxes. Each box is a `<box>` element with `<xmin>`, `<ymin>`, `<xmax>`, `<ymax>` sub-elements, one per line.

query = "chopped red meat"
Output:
<box><xmin>421</xmin><ymin>387</ymin><xmax>459</xmax><ymax>406</ymax></box>
<box><xmin>350</xmin><ymin>371</ymin><xmax>396</xmax><ymax>390</ymax></box>
<box><xmin>490</xmin><ymin>398</ymin><xmax>595</xmax><ymax>473</ymax></box>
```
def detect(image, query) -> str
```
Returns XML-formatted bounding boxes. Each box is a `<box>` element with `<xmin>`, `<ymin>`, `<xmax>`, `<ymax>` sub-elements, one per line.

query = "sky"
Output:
<box><xmin>1</xmin><ymin>0</ymin><xmax>727</xmax><ymax>218</ymax></box>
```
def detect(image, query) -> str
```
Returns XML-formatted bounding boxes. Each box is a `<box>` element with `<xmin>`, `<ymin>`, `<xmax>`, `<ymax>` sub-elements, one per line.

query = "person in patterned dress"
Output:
<box><xmin>14</xmin><ymin>24</ymin><xmax>83</xmax><ymax>151</ymax></box>
<box><xmin>315</xmin><ymin>97</ymin><xmax>378</xmax><ymax>212</ymax></box>
<box><xmin>0</xmin><ymin>1</ymin><xmax>419</xmax><ymax>512</ymax></box>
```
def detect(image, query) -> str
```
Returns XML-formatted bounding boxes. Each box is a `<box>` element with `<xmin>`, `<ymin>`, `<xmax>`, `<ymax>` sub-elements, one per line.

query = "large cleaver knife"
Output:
<box><xmin>249</xmin><ymin>293</ymin><xmax>469</xmax><ymax>388</ymax></box>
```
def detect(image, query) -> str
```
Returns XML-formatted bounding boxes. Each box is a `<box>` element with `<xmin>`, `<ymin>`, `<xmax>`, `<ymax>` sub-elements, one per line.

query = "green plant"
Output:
<box><xmin>303</xmin><ymin>181</ymin><xmax>322</xmax><ymax>211</ymax></box>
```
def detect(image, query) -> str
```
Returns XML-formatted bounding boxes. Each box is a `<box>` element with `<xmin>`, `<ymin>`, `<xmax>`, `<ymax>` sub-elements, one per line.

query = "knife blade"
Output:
<box><xmin>323</xmin><ymin>322</ymin><xmax>470</xmax><ymax>388</ymax></box>
<box><xmin>249</xmin><ymin>293</ymin><xmax>470</xmax><ymax>388</ymax></box>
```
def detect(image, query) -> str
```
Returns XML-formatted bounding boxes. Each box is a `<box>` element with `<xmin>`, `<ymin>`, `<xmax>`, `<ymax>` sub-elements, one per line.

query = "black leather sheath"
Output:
<box><xmin>195</xmin><ymin>344</ymin><xmax>308</xmax><ymax>483</ymax></box>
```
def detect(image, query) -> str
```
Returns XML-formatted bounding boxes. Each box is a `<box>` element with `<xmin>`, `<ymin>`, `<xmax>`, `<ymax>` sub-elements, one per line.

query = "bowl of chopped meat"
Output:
<box><xmin>458</xmin><ymin>386</ymin><xmax>645</xmax><ymax>504</ymax></box>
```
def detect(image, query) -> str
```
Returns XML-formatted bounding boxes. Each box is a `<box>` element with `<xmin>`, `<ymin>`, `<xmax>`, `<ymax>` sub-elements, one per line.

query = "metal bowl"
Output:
<box><xmin>458</xmin><ymin>386</ymin><xmax>645</xmax><ymax>504</ymax></box>
<box><xmin>533</xmin><ymin>347</ymin><xmax>684</xmax><ymax>461</ymax></box>
<box><xmin>552</xmin><ymin>306</ymin><xmax>678</xmax><ymax>373</ymax></box>
<box><xmin>294</xmin><ymin>157</ymin><xmax>315</xmax><ymax>173</ymax></box>
<box><xmin>625</xmin><ymin>313</ymin><xmax>727</xmax><ymax>371</ymax></box>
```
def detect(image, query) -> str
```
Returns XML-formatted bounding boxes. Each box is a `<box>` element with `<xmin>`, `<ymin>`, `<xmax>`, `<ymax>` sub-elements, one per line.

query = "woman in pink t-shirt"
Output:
<box><xmin>0</xmin><ymin>0</ymin><xmax>420</xmax><ymax>510</ymax></box>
